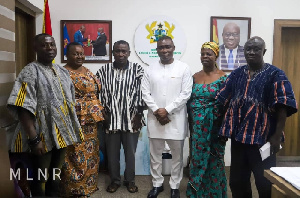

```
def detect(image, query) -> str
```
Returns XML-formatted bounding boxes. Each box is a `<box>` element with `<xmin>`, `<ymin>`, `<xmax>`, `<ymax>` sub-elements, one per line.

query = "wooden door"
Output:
<box><xmin>15</xmin><ymin>7</ymin><xmax>35</xmax><ymax>76</ymax></box>
<box><xmin>273</xmin><ymin>20</ymin><xmax>300</xmax><ymax>156</ymax></box>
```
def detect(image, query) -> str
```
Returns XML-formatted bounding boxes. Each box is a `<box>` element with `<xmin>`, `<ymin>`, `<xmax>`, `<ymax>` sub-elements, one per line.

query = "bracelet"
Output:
<box><xmin>28</xmin><ymin>135</ymin><xmax>41</xmax><ymax>146</ymax></box>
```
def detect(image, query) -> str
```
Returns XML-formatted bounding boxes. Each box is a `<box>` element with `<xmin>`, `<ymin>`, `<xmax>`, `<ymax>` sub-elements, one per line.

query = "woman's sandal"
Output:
<box><xmin>106</xmin><ymin>183</ymin><xmax>120</xmax><ymax>193</ymax></box>
<box><xmin>123</xmin><ymin>181</ymin><xmax>138</xmax><ymax>193</ymax></box>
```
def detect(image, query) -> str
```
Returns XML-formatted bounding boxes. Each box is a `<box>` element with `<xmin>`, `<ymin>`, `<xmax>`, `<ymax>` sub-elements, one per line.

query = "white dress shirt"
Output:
<box><xmin>142</xmin><ymin>60</ymin><xmax>193</xmax><ymax>140</ymax></box>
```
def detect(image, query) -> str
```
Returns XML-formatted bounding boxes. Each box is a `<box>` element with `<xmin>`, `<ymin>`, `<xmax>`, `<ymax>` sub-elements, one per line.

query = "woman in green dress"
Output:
<box><xmin>186</xmin><ymin>42</ymin><xmax>227</xmax><ymax>198</ymax></box>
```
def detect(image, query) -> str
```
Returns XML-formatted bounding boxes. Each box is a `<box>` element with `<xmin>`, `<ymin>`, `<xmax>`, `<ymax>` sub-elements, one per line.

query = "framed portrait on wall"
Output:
<box><xmin>60</xmin><ymin>20</ymin><xmax>112</xmax><ymax>63</ymax></box>
<box><xmin>210</xmin><ymin>16</ymin><xmax>251</xmax><ymax>71</ymax></box>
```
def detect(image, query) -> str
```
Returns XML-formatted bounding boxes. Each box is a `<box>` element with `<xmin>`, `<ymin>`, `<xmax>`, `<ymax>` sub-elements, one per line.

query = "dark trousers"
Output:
<box><xmin>230</xmin><ymin>139</ymin><xmax>276</xmax><ymax>198</ymax></box>
<box><xmin>31</xmin><ymin>147</ymin><xmax>66</xmax><ymax>197</ymax></box>
<box><xmin>105</xmin><ymin>131</ymin><xmax>139</xmax><ymax>185</ymax></box>
<box><xmin>98</xmin><ymin>122</ymin><xmax>108</xmax><ymax>170</ymax></box>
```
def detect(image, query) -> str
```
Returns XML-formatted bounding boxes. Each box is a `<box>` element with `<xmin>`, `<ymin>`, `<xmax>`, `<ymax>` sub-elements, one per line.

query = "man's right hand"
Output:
<box><xmin>31</xmin><ymin>141</ymin><xmax>46</xmax><ymax>156</ymax></box>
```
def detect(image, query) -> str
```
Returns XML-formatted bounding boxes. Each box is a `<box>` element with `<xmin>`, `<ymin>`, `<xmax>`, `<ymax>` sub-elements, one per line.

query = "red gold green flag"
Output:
<box><xmin>212</xmin><ymin>19</ymin><xmax>219</xmax><ymax>45</ymax></box>
<box><xmin>42</xmin><ymin>0</ymin><xmax>52</xmax><ymax>35</ymax></box>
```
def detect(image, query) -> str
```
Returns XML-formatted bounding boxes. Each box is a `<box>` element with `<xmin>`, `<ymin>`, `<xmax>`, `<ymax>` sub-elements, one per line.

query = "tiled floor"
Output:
<box><xmin>91</xmin><ymin>167</ymin><xmax>258</xmax><ymax>198</ymax></box>
<box><xmin>90</xmin><ymin>158</ymin><xmax>300</xmax><ymax>198</ymax></box>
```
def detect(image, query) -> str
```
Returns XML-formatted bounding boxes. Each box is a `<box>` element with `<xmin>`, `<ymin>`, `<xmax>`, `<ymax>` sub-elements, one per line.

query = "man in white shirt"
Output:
<box><xmin>142</xmin><ymin>36</ymin><xmax>193</xmax><ymax>198</ymax></box>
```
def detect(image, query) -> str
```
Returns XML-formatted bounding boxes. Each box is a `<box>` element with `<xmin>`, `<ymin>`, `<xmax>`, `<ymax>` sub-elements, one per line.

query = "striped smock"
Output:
<box><xmin>96</xmin><ymin>61</ymin><xmax>145</xmax><ymax>133</ymax></box>
<box><xmin>7</xmin><ymin>61</ymin><xmax>83</xmax><ymax>152</ymax></box>
<box><xmin>216</xmin><ymin>64</ymin><xmax>297</xmax><ymax>145</ymax></box>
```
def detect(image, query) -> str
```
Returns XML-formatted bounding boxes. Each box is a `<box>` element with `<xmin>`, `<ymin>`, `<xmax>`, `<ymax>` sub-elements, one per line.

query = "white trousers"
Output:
<box><xmin>149</xmin><ymin>138</ymin><xmax>184</xmax><ymax>189</ymax></box>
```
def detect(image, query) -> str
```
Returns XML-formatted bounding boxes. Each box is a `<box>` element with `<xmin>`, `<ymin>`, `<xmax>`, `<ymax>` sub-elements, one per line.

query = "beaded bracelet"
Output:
<box><xmin>28</xmin><ymin>135</ymin><xmax>41</xmax><ymax>146</ymax></box>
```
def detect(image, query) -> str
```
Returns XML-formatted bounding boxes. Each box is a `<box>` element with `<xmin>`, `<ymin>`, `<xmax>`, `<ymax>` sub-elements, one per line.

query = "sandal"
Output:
<box><xmin>106</xmin><ymin>182</ymin><xmax>120</xmax><ymax>193</ymax></box>
<box><xmin>123</xmin><ymin>181</ymin><xmax>138</xmax><ymax>193</ymax></box>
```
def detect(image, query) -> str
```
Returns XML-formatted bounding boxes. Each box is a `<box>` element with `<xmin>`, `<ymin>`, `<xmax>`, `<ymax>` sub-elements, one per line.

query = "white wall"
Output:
<box><xmin>31</xmin><ymin>0</ymin><xmax>300</xmax><ymax>166</ymax></box>
<box><xmin>33</xmin><ymin>0</ymin><xmax>300</xmax><ymax>75</ymax></box>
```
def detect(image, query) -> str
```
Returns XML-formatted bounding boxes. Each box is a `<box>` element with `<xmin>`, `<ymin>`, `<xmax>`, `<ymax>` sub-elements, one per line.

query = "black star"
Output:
<box><xmin>158</xmin><ymin>23</ymin><xmax>163</xmax><ymax>28</ymax></box>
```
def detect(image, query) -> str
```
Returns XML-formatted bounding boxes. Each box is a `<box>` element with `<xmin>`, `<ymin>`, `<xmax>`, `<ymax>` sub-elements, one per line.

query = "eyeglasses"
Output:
<box><xmin>223</xmin><ymin>33</ymin><xmax>240</xmax><ymax>38</ymax></box>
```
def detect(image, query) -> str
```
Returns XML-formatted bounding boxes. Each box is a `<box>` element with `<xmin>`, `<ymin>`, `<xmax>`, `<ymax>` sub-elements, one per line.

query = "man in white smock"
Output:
<box><xmin>142</xmin><ymin>36</ymin><xmax>193</xmax><ymax>198</ymax></box>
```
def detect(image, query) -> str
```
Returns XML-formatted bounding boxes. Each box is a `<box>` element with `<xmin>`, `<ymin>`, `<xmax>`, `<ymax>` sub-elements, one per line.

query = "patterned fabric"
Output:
<box><xmin>217</xmin><ymin>64</ymin><xmax>298</xmax><ymax>145</ymax></box>
<box><xmin>202</xmin><ymin>42</ymin><xmax>219</xmax><ymax>58</ymax></box>
<box><xmin>7</xmin><ymin>61</ymin><xmax>83</xmax><ymax>153</ymax></box>
<box><xmin>96</xmin><ymin>61</ymin><xmax>145</xmax><ymax>133</ymax></box>
<box><xmin>71</xmin><ymin>68</ymin><xmax>104</xmax><ymax>125</ymax></box>
<box><xmin>217</xmin><ymin>44</ymin><xmax>247</xmax><ymax>70</ymax></box>
<box><xmin>61</xmin><ymin>67</ymin><xmax>104</xmax><ymax>197</ymax></box>
<box><xmin>186</xmin><ymin>76</ymin><xmax>227</xmax><ymax>198</ymax></box>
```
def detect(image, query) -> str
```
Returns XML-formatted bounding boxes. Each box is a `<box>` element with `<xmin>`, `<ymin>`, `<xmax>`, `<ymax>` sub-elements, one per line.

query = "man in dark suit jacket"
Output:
<box><xmin>92</xmin><ymin>28</ymin><xmax>107</xmax><ymax>56</ymax></box>
<box><xmin>74</xmin><ymin>25</ymin><xmax>87</xmax><ymax>46</ymax></box>
<box><xmin>217</xmin><ymin>22</ymin><xmax>247</xmax><ymax>70</ymax></box>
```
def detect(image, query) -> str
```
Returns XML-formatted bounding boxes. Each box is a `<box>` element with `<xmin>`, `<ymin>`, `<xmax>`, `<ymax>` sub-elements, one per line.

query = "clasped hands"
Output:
<box><xmin>154</xmin><ymin>108</ymin><xmax>171</xmax><ymax>125</ymax></box>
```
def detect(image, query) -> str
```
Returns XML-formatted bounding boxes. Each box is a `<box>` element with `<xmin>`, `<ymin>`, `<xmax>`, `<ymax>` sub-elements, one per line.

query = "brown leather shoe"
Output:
<box><xmin>123</xmin><ymin>181</ymin><xmax>138</xmax><ymax>193</ymax></box>
<box><xmin>106</xmin><ymin>182</ymin><xmax>120</xmax><ymax>193</ymax></box>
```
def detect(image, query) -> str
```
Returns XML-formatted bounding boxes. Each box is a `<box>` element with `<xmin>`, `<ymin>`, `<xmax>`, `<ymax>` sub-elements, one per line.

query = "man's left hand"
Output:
<box><xmin>269</xmin><ymin>105</ymin><xmax>287</xmax><ymax>155</ymax></box>
<box><xmin>269</xmin><ymin>134</ymin><xmax>281</xmax><ymax>155</ymax></box>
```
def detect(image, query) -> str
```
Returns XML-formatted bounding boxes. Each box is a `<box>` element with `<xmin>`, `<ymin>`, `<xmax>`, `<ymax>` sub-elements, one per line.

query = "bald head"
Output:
<box><xmin>222</xmin><ymin>22</ymin><xmax>240</xmax><ymax>50</ymax></box>
<box><xmin>98</xmin><ymin>28</ymin><xmax>104</xmax><ymax>33</ymax></box>
<box><xmin>245</xmin><ymin>36</ymin><xmax>265</xmax><ymax>49</ymax></box>
<box><xmin>80</xmin><ymin>25</ymin><xmax>86</xmax><ymax>34</ymax></box>
<box><xmin>223</xmin><ymin>23</ymin><xmax>240</xmax><ymax>34</ymax></box>
<box><xmin>244</xmin><ymin>36</ymin><xmax>267</xmax><ymax>68</ymax></box>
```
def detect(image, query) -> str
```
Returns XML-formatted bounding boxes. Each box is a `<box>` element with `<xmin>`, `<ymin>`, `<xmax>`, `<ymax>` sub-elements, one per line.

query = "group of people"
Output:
<box><xmin>74</xmin><ymin>25</ymin><xmax>107</xmax><ymax>56</ymax></box>
<box><xmin>7</xmin><ymin>32</ymin><xmax>297</xmax><ymax>198</ymax></box>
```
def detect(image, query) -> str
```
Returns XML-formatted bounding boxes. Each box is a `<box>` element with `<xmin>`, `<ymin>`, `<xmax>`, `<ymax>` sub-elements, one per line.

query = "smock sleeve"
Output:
<box><xmin>7</xmin><ymin>65</ymin><xmax>37</xmax><ymax>119</ymax></box>
<box><xmin>216</xmin><ymin>73</ymin><xmax>233</xmax><ymax>107</ymax></box>
<box><xmin>269</xmin><ymin>70</ymin><xmax>297</xmax><ymax>117</ymax></box>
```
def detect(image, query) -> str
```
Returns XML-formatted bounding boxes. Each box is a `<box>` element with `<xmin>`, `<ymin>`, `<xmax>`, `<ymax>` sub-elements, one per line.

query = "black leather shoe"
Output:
<box><xmin>171</xmin><ymin>189</ymin><xmax>180</xmax><ymax>198</ymax></box>
<box><xmin>147</xmin><ymin>186</ymin><xmax>164</xmax><ymax>198</ymax></box>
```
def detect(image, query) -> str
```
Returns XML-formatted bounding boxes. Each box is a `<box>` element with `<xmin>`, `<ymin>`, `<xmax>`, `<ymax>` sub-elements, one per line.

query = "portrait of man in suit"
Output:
<box><xmin>218</xmin><ymin>22</ymin><xmax>247</xmax><ymax>70</ymax></box>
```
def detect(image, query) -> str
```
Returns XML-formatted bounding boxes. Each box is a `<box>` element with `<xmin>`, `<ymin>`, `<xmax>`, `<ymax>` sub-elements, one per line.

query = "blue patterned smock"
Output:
<box><xmin>216</xmin><ymin>64</ymin><xmax>297</xmax><ymax>145</ymax></box>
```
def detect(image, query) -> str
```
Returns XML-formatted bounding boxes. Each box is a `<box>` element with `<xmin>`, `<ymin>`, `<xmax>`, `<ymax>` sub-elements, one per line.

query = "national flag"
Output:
<box><xmin>63</xmin><ymin>24</ymin><xmax>70</xmax><ymax>55</ymax></box>
<box><xmin>42</xmin><ymin>0</ymin><xmax>55</xmax><ymax>62</ymax></box>
<box><xmin>212</xmin><ymin>19</ymin><xmax>219</xmax><ymax>45</ymax></box>
<box><xmin>42</xmin><ymin>0</ymin><xmax>52</xmax><ymax>35</ymax></box>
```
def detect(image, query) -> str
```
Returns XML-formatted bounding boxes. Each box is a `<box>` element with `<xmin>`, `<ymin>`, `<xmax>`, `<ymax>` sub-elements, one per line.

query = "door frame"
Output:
<box><xmin>273</xmin><ymin>19</ymin><xmax>300</xmax><ymax>160</ymax></box>
<box><xmin>273</xmin><ymin>19</ymin><xmax>300</xmax><ymax>67</ymax></box>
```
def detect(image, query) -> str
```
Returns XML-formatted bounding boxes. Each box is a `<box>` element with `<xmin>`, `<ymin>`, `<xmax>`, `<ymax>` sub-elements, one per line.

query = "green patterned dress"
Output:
<box><xmin>186</xmin><ymin>76</ymin><xmax>227</xmax><ymax>198</ymax></box>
